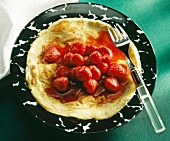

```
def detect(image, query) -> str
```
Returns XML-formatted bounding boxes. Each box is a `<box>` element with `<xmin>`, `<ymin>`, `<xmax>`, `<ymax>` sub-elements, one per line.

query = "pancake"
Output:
<box><xmin>25</xmin><ymin>18</ymin><xmax>141</xmax><ymax>120</ymax></box>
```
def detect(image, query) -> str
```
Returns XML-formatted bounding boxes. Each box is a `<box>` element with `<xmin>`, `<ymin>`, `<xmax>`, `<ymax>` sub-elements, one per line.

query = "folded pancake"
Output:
<box><xmin>26</xmin><ymin>18</ymin><xmax>141</xmax><ymax>120</ymax></box>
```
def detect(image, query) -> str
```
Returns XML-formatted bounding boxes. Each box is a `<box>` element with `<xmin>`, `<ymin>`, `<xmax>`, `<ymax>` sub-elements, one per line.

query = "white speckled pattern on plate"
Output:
<box><xmin>10</xmin><ymin>2</ymin><xmax>157</xmax><ymax>134</ymax></box>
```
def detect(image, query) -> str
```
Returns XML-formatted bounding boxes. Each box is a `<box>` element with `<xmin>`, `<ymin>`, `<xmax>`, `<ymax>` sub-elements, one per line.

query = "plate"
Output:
<box><xmin>10</xmin><ymin>2</ymin><xmax>157</xmax><ymax>133</ymax></box>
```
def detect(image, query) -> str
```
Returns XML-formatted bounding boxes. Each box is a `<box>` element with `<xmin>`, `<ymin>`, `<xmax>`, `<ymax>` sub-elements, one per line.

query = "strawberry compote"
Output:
<box><xmin>44</xmin><ymin>30</ymin><xmax>128</xmax><ymax>104</ymax></box>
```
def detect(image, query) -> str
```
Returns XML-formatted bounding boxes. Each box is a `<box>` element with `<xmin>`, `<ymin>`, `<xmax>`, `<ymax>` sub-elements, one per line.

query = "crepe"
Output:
<box><xmin>26</xmin><ymin>18</ymin><xmax>141</xmax><ymax>120</ymax></box>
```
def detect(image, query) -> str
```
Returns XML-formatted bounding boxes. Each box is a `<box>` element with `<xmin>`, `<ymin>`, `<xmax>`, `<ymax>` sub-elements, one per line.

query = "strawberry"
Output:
<box><xmin>89</xmin><ymin>51</ymin><xmax>102</xmax><ymax>64</ymax></box>
<box><xmin>85</xmin><ymin>44</ymin><xmax>97</xmax><ymax>55</ymax></box>
<box><xmin>69</xmin><ymin>66</ymin><xmax>81</xmax><ymax>82</ymax></box>
<box><xmin>83</xmin><ymin>79</ymin><xmax>99</xmax><ymax>94</ymax></box>
<box><xmin>107</xmin><ymin>64</ymin><xmax>128</xmax><ymax>83</ymax></box>
<box><xmin>101</xmin><ymin>54</ymin><xmax>111</xmax><ymax>64</ymax></box>
<box><xmin>70</xmin><ymin>53</ymin><xmax>85</xmax><ymax>66</ymax></box>
<box><xmin>84</xmin><ymin>56</ymin><xmax>92</xmax><ymax>66</ymax></box>
<box><xmin>63</xmin><ymin>52</ymin><xmax>73</xmax><ymax>66</ymax></box>
<box><xmin>56</xmin><ymin>66</ymin><xmax>69</xmax><ymax>77</ymax></box>
<box><xmin>97</xmin><ymin>62</ymin><xmax>109</xmax><ymax>74</ymax></box>
<box><xmin>76</xmin><ymin>66</ymin><xmax>92</xmax><ymax>81</ymax></box>
<box><xmin>98</xmin><ymin>46</ymin><xmax>113</xmax><ymax>58</ymax></box>
<box><xmin>89</xmin><ymin>65</ymin><xmax>101</xmax><ymax>81</ymax></box>
<box><xmin>53</xmin><ymin>77</ymin><xmax>69</xmax><ymax>92</ymax></box>
<box><xmin>104</xmin><ymin>77</ymin><xmax>120</xmax><ymax>93</ymax></box>
<box><xmin>70</xmin><ymin>42</ymin><xmax>85</xmax><ymax>55</ymax></box>
<box><xmin>44</xmin><ymin>46</ymin><xmax>60</xmax><ymax>63</ymax></box>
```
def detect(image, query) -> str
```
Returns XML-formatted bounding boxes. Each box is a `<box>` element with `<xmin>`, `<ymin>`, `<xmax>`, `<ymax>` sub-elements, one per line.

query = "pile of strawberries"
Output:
<box><xmin>44</xmin><ymin>42</ymin><xmax>128</xmax><ymax>95</ymax></box>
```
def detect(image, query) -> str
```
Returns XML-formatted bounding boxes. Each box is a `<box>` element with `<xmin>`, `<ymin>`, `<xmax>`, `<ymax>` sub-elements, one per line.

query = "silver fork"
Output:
<box><xmin>108</xmin><ymin>24</ymin><xmax>165</xmax><ymax>133</ymax></box>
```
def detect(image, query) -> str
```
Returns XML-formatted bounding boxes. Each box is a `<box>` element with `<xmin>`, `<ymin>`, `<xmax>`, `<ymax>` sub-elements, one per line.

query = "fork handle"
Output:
<box><xmin>131</xmin><ymin>68</ymin><xmax>165</xmax><ymax>133</ymax></box>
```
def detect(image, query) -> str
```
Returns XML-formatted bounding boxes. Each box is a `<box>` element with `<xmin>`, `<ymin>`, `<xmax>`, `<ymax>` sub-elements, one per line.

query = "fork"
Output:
<box><xmin>108</xmin><ymin>24</ymin><xmax>165</xmax><ymax>133</ymax></box>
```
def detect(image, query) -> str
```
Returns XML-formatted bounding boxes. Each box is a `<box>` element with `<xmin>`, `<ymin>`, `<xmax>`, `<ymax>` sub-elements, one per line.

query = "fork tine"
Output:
<box><xmin>112</xmin><ymin>27</ymin><xmax>119</xmax><ymax>42</ymax></box>
<box><xmin>113</xmin><ymin>25</ymin><xmax>123</xmax><ymax>41</ymax></box>
<box><xmin>108</xmin><ymin>27</ymin><xmax>121</xmax><ymax>42</ymax></box>
<box><xmin>108</xmin><ymin>27</ymin><xmax>120</xmax><ymax>42</ymax></box>
<box><xmin>108</xmin><ymin>24</ymin><xmax>130</xmax><ymax>55</ymax></box>
<box><xmin>107</xmin><ymin>28</ymin><xmax>116</xmax><ymax>42</ymax></box>
<box><xmin>116</xmin><ymin>23</ymin><xmax>129</xmax><ymax>39</ymax></box>
<box><xmin>108</xmin><ymin>24</ymin><xmax>130</xmax><ymax>47</ymax></box>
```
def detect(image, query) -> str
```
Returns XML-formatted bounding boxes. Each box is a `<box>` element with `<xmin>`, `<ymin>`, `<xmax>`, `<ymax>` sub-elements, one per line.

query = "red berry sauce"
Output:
<box><xmin>44</xmin><ymin>30</ymin><xmax>128</xmax><ymax>104</ymax></box>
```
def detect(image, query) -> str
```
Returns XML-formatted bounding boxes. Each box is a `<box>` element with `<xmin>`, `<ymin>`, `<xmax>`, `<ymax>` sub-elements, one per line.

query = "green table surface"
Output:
<box><xmin>0</xmin><ymin>0</ymin><xmax>170</xmax><ymax>141</ymax></box>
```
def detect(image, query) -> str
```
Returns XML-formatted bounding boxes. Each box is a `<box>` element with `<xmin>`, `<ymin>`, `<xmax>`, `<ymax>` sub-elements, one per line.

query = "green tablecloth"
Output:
<box><xmin>0</xmin><ymin>0</ymin><xmax>169</xmax><ymax>140</ymax></box>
